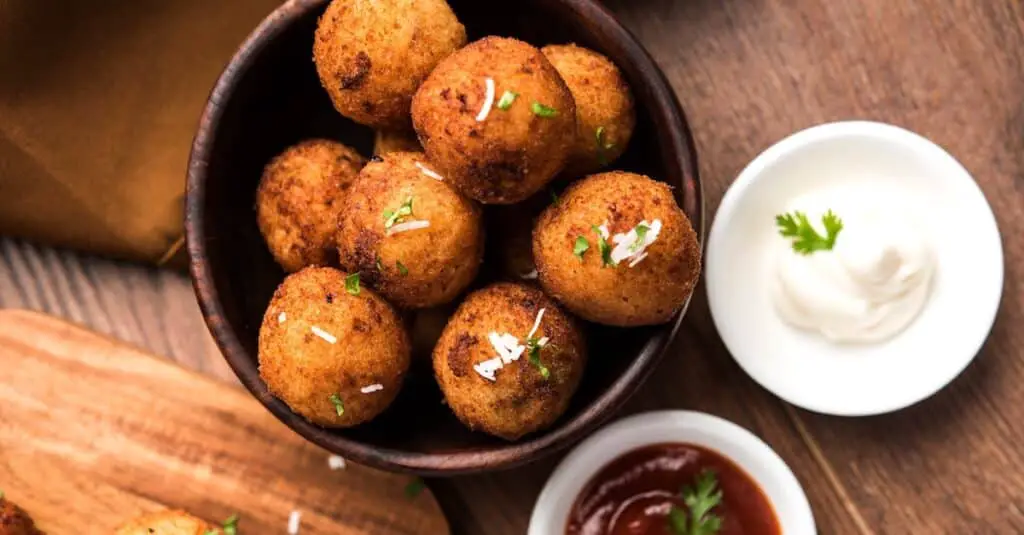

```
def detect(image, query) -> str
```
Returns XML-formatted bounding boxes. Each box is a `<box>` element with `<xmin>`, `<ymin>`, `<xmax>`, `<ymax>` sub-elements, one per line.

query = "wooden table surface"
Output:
<box><xmin>3</xmin><ymin>0</ymin><xmax>1023</xmax><ymax>533</ymax></box>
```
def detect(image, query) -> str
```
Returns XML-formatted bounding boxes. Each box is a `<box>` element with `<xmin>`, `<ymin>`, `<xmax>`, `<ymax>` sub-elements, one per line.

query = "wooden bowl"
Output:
<box><xmin>186</xmin><ymin>0</ymin><xmax>704</xmax><ymax>475</ymax></box>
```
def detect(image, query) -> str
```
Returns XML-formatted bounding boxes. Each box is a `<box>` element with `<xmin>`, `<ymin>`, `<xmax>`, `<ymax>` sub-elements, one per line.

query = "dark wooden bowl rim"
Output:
<box><xmin>186</xmin><ymin>0</ymin><xmax>705</xmax><ymax>475</ymax></box>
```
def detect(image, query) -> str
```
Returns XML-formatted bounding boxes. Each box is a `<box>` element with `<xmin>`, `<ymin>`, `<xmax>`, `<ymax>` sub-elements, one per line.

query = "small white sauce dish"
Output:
<box><xmin>706</xmin><ymin>121</ymin><xmax>1003</xmax><ymax>416</ymax></box>
<box><xmin>528</xmin><ymin>411</ymin><xmax>816</xmax><ymax>535</ymax></box>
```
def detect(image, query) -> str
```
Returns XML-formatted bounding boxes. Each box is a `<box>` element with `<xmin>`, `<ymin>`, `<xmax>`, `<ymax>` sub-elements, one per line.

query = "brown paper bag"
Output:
<box><xmin>0</xmin><ymin>0</ymin><xmax>283</xmax><ymax>265</ymax></box>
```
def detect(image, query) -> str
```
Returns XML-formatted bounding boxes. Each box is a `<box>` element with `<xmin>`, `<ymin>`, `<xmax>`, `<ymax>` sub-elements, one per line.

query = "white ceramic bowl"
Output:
<box><xmin>529</xmin><ymin>411</ymin><xmax>815</xmax><ymax>534</ymax></box>
<box><xmin>706</xmin><ymin>121</ymin><xmax>1003</xmax><ymax>416</ymax></box>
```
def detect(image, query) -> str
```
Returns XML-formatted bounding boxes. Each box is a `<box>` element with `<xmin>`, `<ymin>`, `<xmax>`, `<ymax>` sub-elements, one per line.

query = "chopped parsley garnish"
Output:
<box><xmin>329</xmin><ymin>393</ymin><xmax>345</xmax><ymax>416</ymax></box>
<box><xmin>549</xmin><ymin>188</ymin><xmax>560</xmax><ymax>205</ymax></box>
<box><xmin>667</xmin><ymin>507</ymin><xmax>688</xmax><ymax>534</ymax></box>
<box><xmin>405</xmin><ymin>477</ymin><xmax>426</xmax><ymax>498</ymax></box>
<box><xmin>496</xmin><ymin>90</ymin><xmax>518</xmax><ymax>110</ymax></box>
<box><xmin>396</xmin><ymin>260</ymin><xmax>409</xmax><ymax>276</ymax></box>
<box><xmin>344</xmin><ymin>272</ymin><xmax>360</xmax><ymax>295</ymax></box>
<box><xmin>573</xmin><ymin>236</ymin><xmax>590</xmax><ymax>260</ymax></box>
<box><xmin>382</xmin><ymin>196</ymin><xmax>414</xmax><ymax>229</ymax></box>
<box><xmin>531</xmin><ymin>101</ymin><xmax>558</xmax><ymax>118</ymax></box>
<box><xmin>631</xmin><ymin>223</ymin><xmax>651</xmax><ymax>253</ymax></box>
<box><xmin>592</xmin><ymin>225</ymin><xmax>615</xmax><ymax>267</ymax></box>
<box><xmin>775</xmin><ymin>209</ymin><xmax>843</xmax><ymax>255</ymax></box>
<box><xmin>205</xmin><ymin>514</ymin><xmax>240</xmax><ymax>535</ymax></box>
<box><xmin>525</xmin><ymin>337</ymin><xmax>550</xmax><ymax>379</ymax></box>
<box><xmin>667</xmin><ymin>470</ymin><xmax>723</xmax><ymax>535</ymax></box>
<box><xmin>223</xmin><ymin>514</ymin><xmax>240</xmax><ymax>535</ymax></box>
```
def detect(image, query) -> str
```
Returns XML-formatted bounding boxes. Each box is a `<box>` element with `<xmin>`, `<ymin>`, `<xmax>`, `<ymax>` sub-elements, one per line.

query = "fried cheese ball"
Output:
<box><xmin>114</xmin><ymin>510</ymin><xmax>210</xmax><ymax>535</ymax></box>
<box><xmin>533</xmin><ymin>171</ymin><xmax>701</xmax><ymax>326</ymax></box>
<box><xmin>373</xmin><ymin>129</ymin><xmax>423</xmax><ymax>156</ymax></box>
<box><xmin>412</xmin><ymin>37</ymin><xmax>576</xmax><ymax>204</ymax></box>
<box><xmin>0</xmin><ymin>496</ymin><xmax>42</xmax><ymax>535</ymax></box>
<box><xmin>313</xmin><ymin>0</ymin><xmax>466</xmax><ymax>128</ymax></box>
<box><xmin>259</xmin><ymin>267</ymin><xmax>410</xmax><ymax>427</ymax></box>
<box><xmin>337</xmin><ymin>152</ymin><xmax>484</xmax><ymax>308</ymax></box>
<box><xmin>256</xmin><ymin>139</ymin><xmax>365</xmax><ymax>272</ymax></box>
<box><xmin>542</xmin><ymin>44</ymin><xmax>636</xmax><ymax>177</ymax></box>
<box><xmin>433</xmin><ymin>282</ymin><xmax>586</xmax><ymax>440</ymax></box>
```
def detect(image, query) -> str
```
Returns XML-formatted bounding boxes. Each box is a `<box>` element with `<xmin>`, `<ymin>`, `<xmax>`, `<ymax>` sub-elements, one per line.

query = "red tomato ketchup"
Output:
<box><xmin>566</xmin><ymin>443</ymin><xmax>780</xmax><ymax>535</ymax></box>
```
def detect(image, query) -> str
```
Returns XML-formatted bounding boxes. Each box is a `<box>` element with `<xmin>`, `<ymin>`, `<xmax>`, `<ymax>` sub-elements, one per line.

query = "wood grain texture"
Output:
<box><xmin>603</xmin><ymin>0</ymin><xmax>1024</xmax><ymax>533</ymax></box>
<box><xmin>1</xmin><ymin>0</ymin><xmax>1023</xmax><ymax>533</ymax></box>
<box><xmin>0</xmin><ymin>239</ymin><xmax>234</xmax><ymax>383</ymax></box>
<box><xmin>0</xmin><ymin>309</ymin><xmax>448</xmax><ymax>535</ymax></box>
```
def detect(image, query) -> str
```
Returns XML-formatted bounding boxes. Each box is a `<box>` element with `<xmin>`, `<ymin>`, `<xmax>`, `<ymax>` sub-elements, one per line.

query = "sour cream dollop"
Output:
<box><xmin>773</xmin><ymin>200</ymin><xmax>935</xmax><ymax>343</ymax></box>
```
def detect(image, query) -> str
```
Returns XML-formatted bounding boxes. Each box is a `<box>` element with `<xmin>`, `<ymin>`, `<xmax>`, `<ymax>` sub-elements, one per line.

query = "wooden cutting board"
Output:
<box><xmin>0</xmin><ymin>310</ymin><xmax>449</xmax><ymax>535</ymax></box>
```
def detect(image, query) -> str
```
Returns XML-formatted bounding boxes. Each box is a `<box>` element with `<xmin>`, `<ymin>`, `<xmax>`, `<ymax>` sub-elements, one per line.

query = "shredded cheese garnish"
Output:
<box><xmin>476</xmin><ymin>77</ymin><xmax>495</xmax><ymax>122</ymax></box>
<box><xmin>287</xmin><ymin>510</ymin><xmax>302</xmax><ymax>535</ymax></box>
<box><xmin>488</xmin><ymin>332</ymin><xmax>525</xmax><ymax>364</ymax></box>
<box><xmin>328</xmin><ymin>455</ymin><xmax>347</xmax><ymax>470</ymax></box>
<box><xmin>628</xmin><ymin>252</ymin><xmax>650</xmax><ymax>268</ymax></box>
<box><xmin>473</xmin><ymin>358</ymin><xmax>503</xmax><ymax>382</ymax></box>
<box><xmin>610</xmin><ymin>219</ymin><xmax>662</xmax><ymax>267</ymax></box>
<box><xmin>278</xmin><ymin>312</ymin><xmax>287</xmax><ymax>323</ymax></box>
<box><xmin>520</xmin><ymin>268</ymin><xmax>538</xmax><ymax>280</ymax></box>
<box><xmin>360</xmin><ymin>383</ymin><xmax>384</xmax><ymax>394</ymax></box>
<box><xmin>387</xmin><ymin>219</ymin><xmax>430</xmax><ymax>235</ymax></box>
<box><xmin>527</xmin><ymin>308</ymin><xmax>546</xmax><ymax>339</ymax></box>
<box><xmin>310</xmin><ymin>325</ymin><xmax>337</xmax><ymax>344</ymax></box>
<box><xmin>415</xmin><ymin>162</ymin><xmax>444</xmax><ymax>181</ymax></box>
<box><xmin>472</xmin><ymin>308</ymin><xmax>549</xmax><ymax>381</ymax></box>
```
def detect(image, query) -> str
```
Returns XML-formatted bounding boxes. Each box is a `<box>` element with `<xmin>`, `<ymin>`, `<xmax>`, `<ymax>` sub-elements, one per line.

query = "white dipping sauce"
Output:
<box><xmin>773</xmin><ymin>194</ymin><xmax>935</xmax><ymax>343</ymax></box>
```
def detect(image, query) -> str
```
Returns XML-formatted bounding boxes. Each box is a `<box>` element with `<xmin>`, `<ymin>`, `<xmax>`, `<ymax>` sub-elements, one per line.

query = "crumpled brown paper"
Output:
<box><xmin>0</xmin><ymin>0</ymin><xmax>283</xmax><ymax>265</ymax></box>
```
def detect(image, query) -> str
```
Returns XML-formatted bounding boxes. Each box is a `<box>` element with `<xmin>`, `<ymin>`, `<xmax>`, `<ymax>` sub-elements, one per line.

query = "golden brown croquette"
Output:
<box><xmin>411</xmin><ymin>37</ymin><xmax>577</xmax><ymax>204</ymax></box>
<box><xmin>256</xmin><ymin>139</ymin><xmax>365</xmax><ymax>273</ymax></box>
<box><xmin>542</xmin><ymin>44</ymin><xmax>636</xmax><ymax>177</ymax></box>
<box><xmin>313</xmin><ymin>0</ymin><xmax>467</xmax><ymax>128</ymax></box>
<box><xmin>433</xmin><ymin>282</ymin><xmax>586</xmax><ymax>440</ymax></box>
<box><xmin>533</xmin><ymin>171</ymin><xmax>701</xmax><ymax>326</ymax></box>
<box><xmin>337</xmin><ymin>152</ymin><xmax>484</xmax><ymax>308</ymax></box>
<box><xmin>259</xmin><ymin>267</ymin><xmax>410</xmax><ymax>427</ymax></box>
<box><xmin>114</xmin><ymin>510</ymin><xmax>210</xmax><ymax>535</ymax></box>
